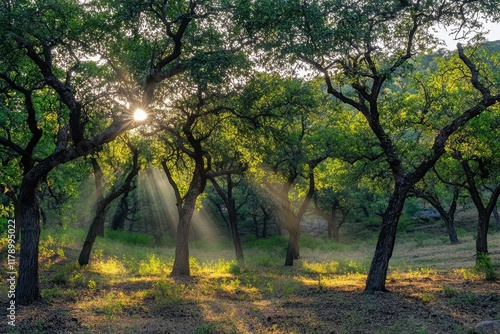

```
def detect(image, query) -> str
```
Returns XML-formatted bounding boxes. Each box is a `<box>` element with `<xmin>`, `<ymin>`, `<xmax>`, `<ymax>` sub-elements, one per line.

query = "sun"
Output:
<box><xmin>133</xmin><ymin>108</ymin><xmax>147</xmax><ymax>121</ymax></box>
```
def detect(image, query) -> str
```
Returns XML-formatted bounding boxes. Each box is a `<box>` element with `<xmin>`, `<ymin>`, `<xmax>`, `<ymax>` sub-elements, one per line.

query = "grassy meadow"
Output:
<box><xmin>1</xmin><ymin>218</ymin><xmax>499</xmax><ymax>333</ymax></box>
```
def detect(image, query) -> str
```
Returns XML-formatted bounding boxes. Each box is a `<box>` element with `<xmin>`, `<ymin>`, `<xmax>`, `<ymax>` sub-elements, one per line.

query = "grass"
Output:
<box><xmin>2</xmin><ymin>222</ymin><xmax>499</xmax><ymax>333</ymax></box>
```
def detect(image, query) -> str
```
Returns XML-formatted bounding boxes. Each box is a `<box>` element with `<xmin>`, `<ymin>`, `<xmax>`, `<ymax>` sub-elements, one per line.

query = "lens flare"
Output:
<box><xmin>133</xmin><ymin>108</ymin><xmax>147</xmax><ymax>121</ymax></box>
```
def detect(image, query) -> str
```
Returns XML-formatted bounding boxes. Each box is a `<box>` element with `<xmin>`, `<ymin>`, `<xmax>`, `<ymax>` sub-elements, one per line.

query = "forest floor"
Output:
<box><xmin>1</xmin><ymin>221</ymin><xmax>500</xmax><ymax>334</ymax></box>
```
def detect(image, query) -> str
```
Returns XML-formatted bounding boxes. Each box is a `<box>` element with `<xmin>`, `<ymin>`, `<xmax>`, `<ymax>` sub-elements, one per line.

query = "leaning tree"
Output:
<box><xmin>239</xmin><ymin>0</ymin><xmax>500</xmax><ymax>292</ymax></box>
<box><xmin>0</xmin><ymin>0</ymin><xmax>215</xmax><ymax>304</ymax></box>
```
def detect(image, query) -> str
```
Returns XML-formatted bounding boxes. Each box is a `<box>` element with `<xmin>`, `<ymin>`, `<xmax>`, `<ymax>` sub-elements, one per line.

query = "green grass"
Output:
<box><xmin>104</xmin><ymin>230</ymin><xmax>154</xmax><ymax>246</ymax></box>
<box><xmin>243</xmin><ymin>235</ymin><xmax>288</xmax><ymax>250</ymax></box>
<box><xmin>2</xmin><ymin>221</ymin><xmax>499</xmax><ymax>334</ymax></box>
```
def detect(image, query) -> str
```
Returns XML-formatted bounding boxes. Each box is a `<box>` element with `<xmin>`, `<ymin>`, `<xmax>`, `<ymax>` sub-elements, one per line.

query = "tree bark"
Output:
<box><xmin>327</xmin><ymin>212</ymin><xmax>335</xmax><ymax>240</ymax></box>
<box><xmin>284</xmin><ymin>165</ymin><xmax>318</xmax><ymax>266</ymax></box>
<box><xmin>285</xmin><ymin>219</ymin><xmax>300</xmax><ymax>266</ymax></box>
<box><xmin>459</xmin><ymin>158</ymin><xmax>500</xmax><ymax>260</ymax></box>
<box><xmin>79</xmin><ymin>207</ymin><xmax>105</xmax><ymax>265</ymax></box>
<box><xmin>443</xmin><ymin>215</ymin><xmax>459</xmax><ymax>244</ymax></box>
<box><xmin>260</xmin><ymin>204</ymin><xmax>270</xmax><ymax>238</ymax></box>
<box><xmin>91</xmin><ymin>158</ymin><xmax>105</xmax><ymax>237</ymax></box>
<box><xmin>476</xmin><ymin>211</ymin><xmax>489</xmax><ymax>257</ymax></box>
<box><xmin>111</xmin><ymin>192</ymin><xmax>129</xmax><ymax>230</ymax></box>
<box><xmin>365</xmin><ymin>183</ymin><xmax>408</xmax><ymax>293</ymax></box>
<box><xmin>16</xmin><ymin>187</ymin><xmax>41</xmax><ymax>305</ymax></box>
<box><xmin>443</xmin><ymin>187</ymin><xmax>460</xmax><ymax>244</ymax></box>
<box><xmin>171</xmin><ymin>163</ymin><xmax>206</xmax><ymax>276</ymax></box>
<box><xmin>228</xmin><ymin>199</ymin><xmax>244</xmax><ymax>261</ymax></box>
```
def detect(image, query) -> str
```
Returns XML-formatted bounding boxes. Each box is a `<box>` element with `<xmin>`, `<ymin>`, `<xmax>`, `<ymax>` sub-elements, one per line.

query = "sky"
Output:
<box><xmin>434</xmin><ymin>21</ymin><xmax>500</xmax><ymax>50</ymax></box>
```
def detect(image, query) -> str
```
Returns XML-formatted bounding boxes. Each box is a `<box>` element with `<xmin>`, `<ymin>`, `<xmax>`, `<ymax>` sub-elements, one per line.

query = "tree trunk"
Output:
<box><xmin>79</xmin><ymin>207</ymin><xmax>105</xmax><ymax>265</ymax></box>
<box><xmin>209</xmin><ymin>175</ymin><xmax>244</xmax><ymax>262</ymax></box>
<box><xmin>80</xmin><ymin>148</ymin><xmax>139</xmax><ymax>265</ymax></box>
<box><xmin>409</xmin><ymin>187</ymin><xmax>459</xmax><ymax>244</ymax></box>
<box><xmin>260</xmin><ymin>204</ymin><xmax>269</xmax><ymax>238</ymax></box>
<box><xmin>476</xmin><ymin>210</ymin><xmax>489</xmax><ymax>258</ymax></box>
<box><xmin>285</xmin><ymin>165</ymin><xmax>317</xmax><ymax>266</ymax></box>
<box><xmin>16</xmin><ymin>188</ymin><xmax>41</xmax><ymax>305</ymax></box>
<box><xmin>91</xmin><ymin>158</ymin><xmax>105</xmax><ymax>237</ymax></box>
<box><xmin>443</xmin><ymin>215</ymin><xmax>459</xmax><ymax>244</ymax></box>
<box><xmin>327</xmin><ymin>217</ymin><xmax>335</xmax><ymax>239</ymax></box>
<box><xmin>40</xmin><ymin>207</ymin><xmax>47</xmax><ymax>227</ymax></box>
<box><xmin>171</xmin><ymin>204</ymin><xmax>196</xmax><ymax>276</ymax></box>
<box><xmin>332</xmin><ymin>219</ymin><xmax>340</xmax><ymax>242</ymax></box>
<box><xmin>251</xmin><ymin>215</ymin><xmax>259</xmax><ymax>238</ymax></box>
<box><xmin>365</xmin><ymin>183</ymin><xmax>408</xmax><ymax>293</ymax></box>
<box><xmin>171</xmin><ymin>166</ymin><xmax>206</xmax><ymax>276</ymax></box>
<box><xmin>285</xmin><ymin>218</ymin><xmax>300</xmax><ymax>266</ymax></box>
<box><xmin>111</xmin><ymin>193</ymin><xmax>129</xmax><ymax>230</ymax></box>
<box><xmin>228</xmin><ymin>199</ymin><xmax>244</xmax><ymax>261</ymax></box>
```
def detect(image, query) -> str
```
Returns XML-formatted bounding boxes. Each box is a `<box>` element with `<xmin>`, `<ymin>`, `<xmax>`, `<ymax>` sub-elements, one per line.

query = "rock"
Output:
<box><xmin>475</xmin><ymin>320</ymin><xmax>500</xmax><ymax>333</ymax></box>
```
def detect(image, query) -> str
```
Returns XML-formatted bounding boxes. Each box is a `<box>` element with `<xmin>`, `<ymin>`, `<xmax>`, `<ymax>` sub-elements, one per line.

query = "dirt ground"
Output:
<box><xmin>2</xmin><ymin>268</ymin><xmax>499</xmax><ymax>334</ymax></box>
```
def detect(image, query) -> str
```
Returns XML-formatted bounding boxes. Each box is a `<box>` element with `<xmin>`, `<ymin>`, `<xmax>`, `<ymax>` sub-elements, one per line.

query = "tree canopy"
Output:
<box><xmin>1</xmin><ymin>0</ymin><xmax>500</xmax><ymax>305</ymax></box>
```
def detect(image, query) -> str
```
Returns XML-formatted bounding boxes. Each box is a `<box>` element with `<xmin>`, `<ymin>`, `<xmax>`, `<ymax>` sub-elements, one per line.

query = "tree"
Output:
<box><xmin>208</xmin><ymin>171</ymin><xmax>246</xmax><ymax>261</ymax></box>
<box><xmin>154</xmin><ymin>57</ymin><xmax>248</xmax><ymax>275</ymax></box>
<box><xmin>409</xmin><ymin>164</ymin><xmax>462</xmax><ymax>244</ymax></box>
<box><xmin>237</xmin><ymin>75</ymin><xmax>342</xmax><ymax>265</ymax></box>
<box><xmin>240</xmin><ymin>0</ymin><xmax>500</xmax><ymax>292</ymax></box>
<box><xmin>0</xmin><ymin>0</ymin><xmax>204</xmax><ymax>304</ymax></box>
<box><xmin>313</xmin><ymin>159</ymin><xmax>354</xmax><ymax>241</ymax></box>
<box><xmin>0</xmin><ymin>1</ymin><xmax>133</xmax><ymax>305</ymax></box>
<box><xmin>78</xmin><ymin>139</ymin><xmax>140</xmax><ymax>265</ymax></box>
<box><xmin>446</xmin><ymin>100</ymin><xmax>500</xmax><ymax>258</ymax></box>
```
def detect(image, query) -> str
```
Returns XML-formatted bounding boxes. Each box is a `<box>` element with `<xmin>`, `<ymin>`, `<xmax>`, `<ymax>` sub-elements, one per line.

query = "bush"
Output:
<box><xmin>475</xmin><ymin>253</ymin><xmax>497</xmax><ymax>281</ymax></box>
<box><xmin>149</xmin><ymin>280</ymin><xmax>186</xmax><ymax>305</ymax></box>
<box><xmin>364</xmin><ymin>216</ymin><xmax>382</xmax><ymax>229</ymax></box>
<box><xmin>193</xmin><ymin>323</ymin><xmax>216</xmax><ymax>334</ymax></box>
<box><xmin>138</xmin><ymin>254</ymin><xmax>168</xmax><ymax>276</ymax></box>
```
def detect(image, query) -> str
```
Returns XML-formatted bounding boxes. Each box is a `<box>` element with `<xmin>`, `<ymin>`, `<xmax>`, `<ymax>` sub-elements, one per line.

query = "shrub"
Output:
<box><xmin>475</xmin><ymin>253</ymin><xmax>497</xmax><ymax>281</ymax></box>
<box><xmin>150</xmin><ymin>280</ymin><xmax>186</xmax><ymax>305</ymax></box>
<box><xmin>138</xmin><ymin>254</ymin><xmax>167</xmax><ymax>276</ymax></box>
<box><xmin>193</xmin><ymin>322</ymin><xmax>216</xmax><ymax>334</ymax></box>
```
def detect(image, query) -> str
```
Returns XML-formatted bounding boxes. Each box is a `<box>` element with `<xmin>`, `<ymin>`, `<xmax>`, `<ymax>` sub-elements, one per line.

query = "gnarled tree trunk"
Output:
<box><xmin>16</xmin><ymin>186</ymin><xmax>41</xmax><ymax>305</ymax></box>
<box><xmin>365</xmin><ymin>182</ymin><xmax>409</xmax><ymax>293</ymax></box>
<box><xmin>170</xmin><ymin>163</ymin><xmax>206</xmax><ymax>276</ymax></box>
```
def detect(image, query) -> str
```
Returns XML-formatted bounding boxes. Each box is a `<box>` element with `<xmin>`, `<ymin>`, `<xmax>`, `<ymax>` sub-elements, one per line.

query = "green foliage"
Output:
<box><xmin>475</xmin><ymin>253</ymin><xmax>497</xmax><ymax>281</ymax></box>
<box><xmin>138</xmin><ymin>254</ymin><xmax>168</xmax><ymax>277</ymax></box>
<box><xmin>299</xmin><ymin>234</ymin><xmax>344</xmax><ymax>251</ymax></box>
<box><xmin>150</xmin><ymin>280</ymin><xmax>187</xmax><ymax>305</ymax></box>
<box><xmin>190</xmin><ymin>239</ymin><xmax>233</xmax><ymax>251</ymax></box>
<box><xmin>192</xmin><ymin>323</ymin><xmax>217</xmax><ymax>334</ymax></box>
<box><xmin>3</xmin><ymin>0</ymin><xmax>500</xmax><ymax>308</ymax></box>
<box><xmin>102</xmin><ymin>292</ymin><xmax>125</xmax><ymax>317</ymax></box>
<box><xmin>49</xmin><ymin>271</ymin><xmax>69</xmax><ymax>285</ymax></box>
<box><xmin>442</xmin><ymin>285</ymin><xmax>459</xmax><ymax>297</ymax></box>
<box><xmin>243</xmin><ymin>235</ymin><xmax>288</xmax><ymax>250</ymax></box>
<box><xmin>104</xmin><ymin>230</ymin><xmax>154</xmax><ymax>247</ymax></box>
<box><xmin>414</xmin><ymin>232</ymin><xmax>432</xmax><ymax>248</ymax></box>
